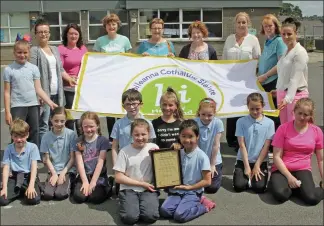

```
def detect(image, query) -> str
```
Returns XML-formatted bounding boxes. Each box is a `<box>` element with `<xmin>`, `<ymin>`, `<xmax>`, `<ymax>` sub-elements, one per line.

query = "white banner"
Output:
<box><xmin>68</xmin><ymin>52</ymin><xmax>278</xmax><ymax>120</ymax></box>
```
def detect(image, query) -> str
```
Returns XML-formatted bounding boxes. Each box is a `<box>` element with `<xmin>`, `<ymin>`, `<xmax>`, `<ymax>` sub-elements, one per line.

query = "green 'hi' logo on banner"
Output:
<box><xmin>124</xmin><ymin>65</ymin><xmax>224</xmax><ymax>118</ymax></box>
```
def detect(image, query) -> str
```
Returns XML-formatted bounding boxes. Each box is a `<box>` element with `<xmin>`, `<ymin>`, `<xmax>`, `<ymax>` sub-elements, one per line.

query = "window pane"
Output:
<box><xmin>206</xmin><ymin>23</ymin><xmax>222</xmax><ymax>38</ymax></box>
<box><xmin>160</xmin><ymin>10</ymin><xmax>179</xmax><ymax>23</ymax></box>
<box><xmin>182</xmin><ymin>24</ymin><xmax>190</xmax><ymax>38</ymax></box>
<box><xmin>89</xmin><ymin>26</ymin><xmax>105</xmax><ymax>40</ymax></box>
<box><xmin>61</xmin><ymin>12</ymin><xmax>80</xmax><ymax>25</ymax></box>
<box><xmin>110</xmin><ymin>9</ymin><xmax>128</xmax><ymax>23</ymax></box>
<box><xmin>10</xmin><ymin>28</ymin><xmax>30</xmax><ymax>43</ymax></box>
<box><xmin>1</xmin><ymin>13</ymin><xmax>9</xmax><ymax>27</ymax></box>
<box><xmin>89</xmin><ymin>11</ymin><xmax>107</xmax><ymax>24</ymax></box>
<box><xmin>49</xmin><ymin>27</ymin><xmax>61</xmax><ymax>41</ymax></box>
<box><xmin>164</xmin><ymin>24</ymin><xmax>180</xmax><ymax>38</ymax></box>
<box><xmin>183</xmin><ymin>10</ymin><xmax>200</xmax><ymax>22</ymax></box>
<box><xmin>0</xmin><ymin>28</ymin><xmax>10</xmax><ymax>43</ymax></box>
<box><xmin>139</xmin><ymin>10</ymin><xmax>158</xmax><ymax>23</ymax></box>
<box><xmin>203</xmin><ymin>10</ymin><xmax>222</xmax><ymax>22</ymax></box>
<box><xmin>43</xmin><ymin>12</ymin><xmax>59</xmax><ymax>25</ymax></box>
<box><xmin>119</xmin><ymin>24</ymin><xmax>129</xmax><ymax>37</ymax></box>
<box><xmin>10</xmin><ymin>12</ymin><xmax>29</xmax><ymax>27</ymax></box>
<box><xmin>139</xmin><ymin>24</ymin><xmax>151</xmax><ymax>39</ymax></box>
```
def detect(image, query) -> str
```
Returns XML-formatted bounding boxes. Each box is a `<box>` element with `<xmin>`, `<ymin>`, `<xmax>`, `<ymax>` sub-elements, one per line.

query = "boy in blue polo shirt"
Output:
<box><xmin>40</xmin><ymin>107</ymin><xmax>77</xmax><ymax>201</ymax></box>
<box><xmin>3</xmin><ymin>40</ymin><xmax>57</xmax><ymax>148</ymax></box>
<box><xmin>111</xmin><ymin>88</ymin><xmax>156</xmax><ymax>194</ymax></box>
<box><xmin>233</xmin><ymin>93</ymin><xmax>275</xmax><ymax>193</ymax></box>
<box><xmin>0</xmin><ymin>119</ymin><xmax>42</xmax><ymax>206</ymax></box>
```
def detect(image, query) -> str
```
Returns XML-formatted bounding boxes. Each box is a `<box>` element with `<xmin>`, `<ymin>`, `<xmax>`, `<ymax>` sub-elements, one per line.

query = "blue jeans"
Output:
<box><xmin>160</xmin><ymin>192</ymin><xmax>207</xmax><ymax>223</ymax></box>
<box><xmin>39</xmin><ymin>95</ymin><xmax>58</xmax><ymax>143</ymax></box>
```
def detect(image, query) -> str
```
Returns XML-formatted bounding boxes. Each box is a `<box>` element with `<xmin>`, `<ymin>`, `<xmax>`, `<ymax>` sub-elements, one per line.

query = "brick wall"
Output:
<box><xmin>0</xmin><ymin>7</ymin><xmax>280</xmax><ymax>65</ymax></box>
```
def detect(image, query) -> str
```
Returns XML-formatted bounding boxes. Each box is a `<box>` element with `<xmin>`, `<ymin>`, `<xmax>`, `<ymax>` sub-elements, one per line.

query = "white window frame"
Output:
<box><xmin>46</xmin><ymin>11</ymin><xmax>82</xmax><ymax>44</ymax></box>
<box><xmin>138</xmin><ymin>8</ymin><xmax>223</xmax><ymax>41</ymax></box>
<box><xmin>0</xmin><ymin>12</ymin><xmax>30</xmax><ymax>45</ymax></box>
<box><xmin>87</xmin><ymin>10</ymin><xmax>129</xmax><ymax>42</ymax></box>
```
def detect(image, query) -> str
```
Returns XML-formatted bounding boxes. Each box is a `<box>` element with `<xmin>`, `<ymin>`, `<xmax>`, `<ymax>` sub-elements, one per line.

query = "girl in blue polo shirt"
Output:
<box><xmin>160</xmin><ymin>120</ymin><xmax>213</xmax><ymax>223</ymax></box>
<box><xmin>40</xmin><ymin>107</ymin><xmax>77</xmax><ymax>201</ymax></box>
<box><xmin>194</xmin><ymin>98</ymin><xmax>224</xmax><ymax>194</ymax></box>
<box><xmin>233</xmin><ymin>93</ymin><xmax>275</xmax><ymax>193</ymax></box>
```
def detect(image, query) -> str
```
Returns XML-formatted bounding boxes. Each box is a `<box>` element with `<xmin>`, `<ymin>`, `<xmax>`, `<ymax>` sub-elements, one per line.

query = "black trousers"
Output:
<box><xmin>11</xmin><ymin>105</ymin><xmax>40</xmax><ymax>147</ymax></box>
<box><xmin>233</xmin><ymin>160</ymin><xmax>268</xmax><ymax>193</ymax></box>
<box><xmin>270</xmin><ymin>170</ymin><xmax>324</xmax><ymax>205</ymax></box>
<box><xmin>64</xmin><ymin>91</ymin><xmax>81</xmax><ymax>136</ymax></box>
<box><xmin>226</xmin><ymin>117</ymin><xmax>239</xmax><ymax>148</ymax></box>
<box><xmin>261</xmin><ymin>78</ymin><xmax>280</xmax><ymax>131</ymax></box>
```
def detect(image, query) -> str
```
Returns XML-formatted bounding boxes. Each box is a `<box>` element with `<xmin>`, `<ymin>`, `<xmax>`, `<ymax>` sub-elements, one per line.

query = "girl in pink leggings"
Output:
<box><xmin>276</xmin><ymin>17</ymin><xmax>309</xmax><ymax>124</ymax></box>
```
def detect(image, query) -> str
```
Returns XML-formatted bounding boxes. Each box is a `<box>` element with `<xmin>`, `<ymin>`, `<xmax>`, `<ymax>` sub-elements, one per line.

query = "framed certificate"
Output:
<box><xmin>150</xmin><ymin>148</ymin><xmax>183</xmax><ymax>189</ymax></box>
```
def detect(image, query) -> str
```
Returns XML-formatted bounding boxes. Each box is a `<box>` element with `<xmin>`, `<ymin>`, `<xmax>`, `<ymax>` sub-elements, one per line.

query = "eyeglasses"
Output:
<box><xmin>37</xmin><ymin>31</ymin><xmax>50</xmax><ymax>35</ymax></box>
<box><xmin>123</xmin><ymin>102</ymin><xmax>141</xmax><ymax>108</ymax></box>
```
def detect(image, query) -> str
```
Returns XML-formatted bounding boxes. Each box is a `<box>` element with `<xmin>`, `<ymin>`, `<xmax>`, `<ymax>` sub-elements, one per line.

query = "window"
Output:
<box><xmin>42</xmin><ymin>12</ymin><xmax>81</xmax><ymax>42</ymax></box>
<box><xmin>1</xmin><ymin>12</ymin><xmax>30</xmax><ymax>44</ymax></box>
<box><xmin>138</xmin><ymin>9</ymin><xmax>222</xmax><ymax>40</ymax></box>
<box><xmin>88</xmin><ymin>10</ymin><xmax>129</xmax><ymax>41</ymax></box>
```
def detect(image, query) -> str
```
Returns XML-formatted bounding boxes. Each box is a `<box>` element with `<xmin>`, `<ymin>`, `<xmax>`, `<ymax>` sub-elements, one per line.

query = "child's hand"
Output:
<box><xmin>210</xmin><ymin>165</ymin><xmax>218</xmax><ymax>178</ymax></box>
<box><xmin>81</xmin><ymin>182</ymin><xmax>90</xmax><ymax>196</ymax></box>
<box><xmin>25</xmin><ymin>186</ymin><xmax>37</xmax><ymax>199</ymax></box>
<box><xmin>5</xmin><ymin>112</ymin><xmax>12</xmax><ymax>126</ymax></box>
<box><xmin>57</xmin><ymin>173</ymin><xmax>66</xmax><ymax>185</ymax></box>
<box><xmin>287</xmin><ymin>175</ymin><xmax>301</xmax><ymax>189</ymax></box>
<box><xmin>148</xmin><ymin>147</ymin><xmax>159</xmax><ymax>153</ymax></box>
<box><xmin>142</xmin><ymin>52</ymin><xmax>150</xmax><ymax>56</ymax></box>
<box><xmin>167</xmin><ymin>52</ymin><xmax>175</xmax><ymax>57</ymax></box>
<box><xmin>141</xmin><ymin>182</ymin><xmax>156</xmax><ymax>192</ymax></box>
<box><xmin>0</xmin><ymin>188</ymin><xmax>7</xmax><ymax>199</ymax></box>
<box><xmin>244</xmin><ymin>166</ymin><xmax>252</xmax><ymax>179</ymax></box>
<box><xmin>173</xmin><ymin>185</ymin><xmax>192</xmax><ymax>190</ymax></box>
<box><xmin>49</xmin><ymin>174</ymin><xmax>58</xmax><ymax>186</ymax></box>
<box><xmin>88</xmin><ymin>181</ymin><xmax>97</xmax><ymax>194</ymax></box>
<box><xmin>252</xmin><ymin>164</ymin><xmax>265</xmax><ymax>182</ymax></box>
<box><xmin>171</xmin><ymin>143</ymin><xmax>182</xmax><ymax>151</ymax></box>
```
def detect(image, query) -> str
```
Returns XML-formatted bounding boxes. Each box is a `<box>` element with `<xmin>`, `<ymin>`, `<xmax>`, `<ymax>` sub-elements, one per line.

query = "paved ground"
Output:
<box><xmin>0</xmin><ymin>53</ymin><xmax>323</xmax><ymax>225</ymax></box>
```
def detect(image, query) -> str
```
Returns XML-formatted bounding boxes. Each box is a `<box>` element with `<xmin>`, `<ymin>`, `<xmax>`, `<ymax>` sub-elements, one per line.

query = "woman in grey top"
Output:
<box><xmin>30</xmin><ymin>18</ymin><xmax>76</xmax><ymax>142</ymax></box>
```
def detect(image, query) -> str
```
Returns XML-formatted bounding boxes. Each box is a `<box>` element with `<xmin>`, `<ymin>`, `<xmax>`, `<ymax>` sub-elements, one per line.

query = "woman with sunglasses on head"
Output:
<box><xmin>58</xmin><ymin>24</ymin><xmax>87</xmax><ymax>135</ymax></box>
<box><xmin>137</xmin><ymin>18</ymin><xmax>176</xmax><ymax>57</ymax></box>
<box><xmin>30</xmin><ymin>18</ymin><xmax>74</xmax><ymax>143</ymax></box>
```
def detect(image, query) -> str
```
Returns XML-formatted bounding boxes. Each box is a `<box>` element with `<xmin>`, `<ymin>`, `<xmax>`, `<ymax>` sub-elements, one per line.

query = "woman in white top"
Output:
<box><xmin>222</xmin><ymin>12</ymin><xmax>261</xmax><ymax>150</ymax></box>
<box><xmin>276</xmin><ymin>17</ymin><xmax>309</xmax><ymax>124</ymax></box>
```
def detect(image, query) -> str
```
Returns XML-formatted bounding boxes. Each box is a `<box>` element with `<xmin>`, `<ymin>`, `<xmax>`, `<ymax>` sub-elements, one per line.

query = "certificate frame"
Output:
<box><xmin>150</xmin><ymin>148</ymin><xmax>183</xmax><ymax>189</ymax></box>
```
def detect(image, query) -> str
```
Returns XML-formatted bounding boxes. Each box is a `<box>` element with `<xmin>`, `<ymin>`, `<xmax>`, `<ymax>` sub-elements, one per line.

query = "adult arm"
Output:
<box><xmin>34</xmin><ymin>80</ymin><xmax>57</xmax><ymax>109</ymax></box>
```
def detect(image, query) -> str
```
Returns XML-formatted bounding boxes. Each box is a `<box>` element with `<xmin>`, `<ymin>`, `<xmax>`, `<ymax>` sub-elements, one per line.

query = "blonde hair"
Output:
<box><xmin>149</xmin><ymin>18</ymin><xmax>164</xmax><ymax>29</ymax></box>
<box><xmin>14</xmin><ymin>40</ymin><xmax>30</xmax><ymax>51</ymax></box>
<box><xmin>160</xmin><ymin>87</ymin><xmax>184</xmax><ymax>120</ymax></box>
<box><xmin>235</xmin><ymin>12</ymin><xmax>251</xmax><ymax>25</ymax></box>
<box><xmin>294</xmin><ymin>98</ymin><xmax>315</xmax><ymax>124</ymax></box>
<box><xmin>196</xmin><ymin>98</ymin><xmax>217</xmax><ymax>116</ymax></box>
<box><xmin>260</xmin><ymin>14</ymin><xmax>281</xmax><ymax>35</ymax></box>
<box><xmin>102</xmin><ymin>13</ymin><xmax>122</xmax><ymax>28</ymax></box>
<box><xmin>130</xmin><ymin>118</ymin><xmax>150</xmax><ymax>135</ymax></box>
<box><xmin>10</xmin><ymin>118</ymin><xmax>29</xmax><ymax>137</ymax></box>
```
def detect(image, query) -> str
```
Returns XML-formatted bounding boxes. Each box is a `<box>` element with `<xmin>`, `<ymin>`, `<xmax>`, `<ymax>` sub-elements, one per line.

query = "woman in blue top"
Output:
<box><xmin>257</xmin><ymin>14</ymin><xmax>287</xmax><ymax>130</ymax></box>
<box><xmin>137</xmin><ymin>18</ymin><xmax>176</xmax><ymax>57</ymax></box>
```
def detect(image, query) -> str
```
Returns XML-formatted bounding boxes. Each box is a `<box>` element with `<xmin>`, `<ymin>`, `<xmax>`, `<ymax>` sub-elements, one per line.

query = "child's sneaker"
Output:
<box><xmin>200</xmin><ymin>196</ymin><xmax>216</xmax><ymax>212</ymax></box>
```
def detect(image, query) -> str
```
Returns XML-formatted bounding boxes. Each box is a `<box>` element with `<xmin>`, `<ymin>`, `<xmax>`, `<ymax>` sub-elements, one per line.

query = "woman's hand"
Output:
<box><xmin>5</xmin><ymin>112</ymin><xmax>12</xmax><ymax>126</ymax></box>
<box><xmin>257</xmin><ymin>74</ymin><xmax>268</xmax><ymax>83</ymax></box>
<box><xmin>278</xmin><ymin>99</ymin><xmax>288</xmax><ymax>110</ymax></box>
<box><xmin>167</xmin><ymin>52</ymin><xmax>175</xmax><ymax>57</ymax></box>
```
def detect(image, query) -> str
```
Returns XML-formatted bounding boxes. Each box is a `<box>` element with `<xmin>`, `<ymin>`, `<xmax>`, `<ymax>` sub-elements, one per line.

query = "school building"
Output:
<box><xmin>0</xmin><ymin>0</ymin><xmax>283</xmax><ymax>64</ymax></box>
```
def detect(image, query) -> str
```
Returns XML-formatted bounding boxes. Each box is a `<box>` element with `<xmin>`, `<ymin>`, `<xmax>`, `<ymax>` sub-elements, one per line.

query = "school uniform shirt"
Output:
<box><xmin>152</xmin><ymin>117</ymin><xmax>181</xmax><ymax>149</ymax></box>
<box><xmin>276</xmin><ymin>42</ymin><xmax>309</xmax><ymax>103</ymax></box>
<box><xmin>169</xmin><ymin>147</ymin><xmax>210</xmax><ymax>194</ymax></box>
<box><xmin>271</xmin><ymin>121</ymin><xmax>323</xmax><ymax>172</ymax></box>
<box><xmin>137</xmin><ymin>40</ymin><xmax>176</xmax><ymax>56</ymax></box>
<box><xmin>113</xmin><ymin>143</ymin><xmax>159</xmax><ymax>192</ymax></box>
<box><xmin>40</xmin><ymin>128</ymin><xmax>78</xmax><ymax>174</ymax></box>
<box><xmin>2</xmin><ymin>142</ymin><xmax>41</xmax><ymax>173</ymax></box>
<box><xmin>72</xmin><ymin>136</ymin><xmax>110</xmax><ymax>175</ymax></box>
<box><xmin>258</xmin><ymin>35</ymin><xmax>287</xmax><ymax>85</ymax></box>
<box><xmin>194</xmin><ymin>117</ymin><xmax>224</xmax><ymax>165</ymax></box>
<box><xmin>222</xmin><ymin>33</ymin><xmax>261</xmax><ymax>60</ymax></box>
<box><xmin>111</xmin><ymin>114</ymin><xmax>156</xmax><ymax>150</ymax></box>
<box><xmin>235</xmin><ymin>115</ymin><xmax>275</xmax><ymax>163</ymax></box>
<box><xmin>3</xmin><ymin>61</ymin><xmax>40</xmax><ymax>108</ymax></box>
<box><xmin>93</xmin><ymin>34</ymin><xmax>132</xmax><ymax>53</ymax></box>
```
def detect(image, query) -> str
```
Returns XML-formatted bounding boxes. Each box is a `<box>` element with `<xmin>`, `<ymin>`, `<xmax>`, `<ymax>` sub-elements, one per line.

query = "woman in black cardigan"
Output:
<box><xmin>179</xmin><ymin>21</ymin><xmax>217</xmax><ymax>60</ymax></box>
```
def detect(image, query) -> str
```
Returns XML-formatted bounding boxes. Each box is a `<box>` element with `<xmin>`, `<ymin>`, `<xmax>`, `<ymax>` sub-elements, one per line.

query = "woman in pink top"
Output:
<box><xmin>58</xmin><ymin>24</ymin><xmax>87</xmax><ymax>134</ymax></box>
<box><xmin>270</xmin><ymin>98</ymin><xmax>323</xmax><ymax>205</ymax></box>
